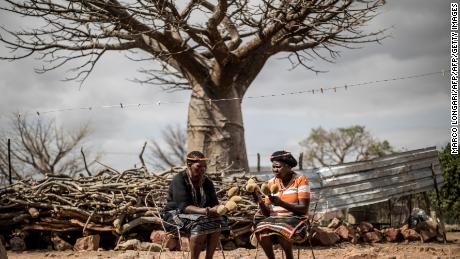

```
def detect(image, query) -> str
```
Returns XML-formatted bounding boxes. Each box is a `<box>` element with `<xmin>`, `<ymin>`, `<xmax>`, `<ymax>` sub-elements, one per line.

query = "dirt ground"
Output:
<box><xmin>6</xmin><ymin>232</ymin><xmax>460</xmax><ymax>259</ymax></box>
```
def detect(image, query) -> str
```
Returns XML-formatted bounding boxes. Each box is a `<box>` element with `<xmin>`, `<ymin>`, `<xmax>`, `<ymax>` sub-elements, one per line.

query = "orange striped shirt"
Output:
<box><xmin>264</xmin><ymin>173</ymin><xmax>310</xmax><ymax>216</ymax></box>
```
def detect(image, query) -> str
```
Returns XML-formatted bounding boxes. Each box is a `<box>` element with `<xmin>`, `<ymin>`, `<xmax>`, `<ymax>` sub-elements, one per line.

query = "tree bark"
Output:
<box><xmin>186</xmin><ymin>83</ymin><xmax>248</xmax><ymax>175</ymax></box>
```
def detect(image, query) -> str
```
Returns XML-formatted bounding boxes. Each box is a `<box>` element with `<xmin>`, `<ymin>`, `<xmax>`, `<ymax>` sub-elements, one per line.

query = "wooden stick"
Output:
<box><xmin>430</xmin><ymin>163</ymin><xmax>447</xmax><ymax>243</ymax></box>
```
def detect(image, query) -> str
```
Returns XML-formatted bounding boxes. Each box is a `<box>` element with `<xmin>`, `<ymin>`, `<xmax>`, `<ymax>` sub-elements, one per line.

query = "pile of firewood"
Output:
<box><xmin>0</xmin><ymin>166</ymin><xmax>260</xmax><ymax>251</ymax></box>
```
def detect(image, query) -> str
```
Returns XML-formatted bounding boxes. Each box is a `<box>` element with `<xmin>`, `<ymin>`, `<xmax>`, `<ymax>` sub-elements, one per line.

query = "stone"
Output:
<box><xmin>150</xmin><ymin>230</ymin><xmax>177</xmax><ymax>250</ymax></box>
<box><xmin>150</xmin><ymin>230</ymin><xmax>167</xmax><ymax>244</ymax></box>
<box><xmin>363</xmin><ymin>230</ymin><xmax>383</xmax><ymax>243</ymax></box>
<box><xmin>400</xmin><ymin>225</ymin><xmax>420</xmax><ymax>241</ymax></box>
<box><xmin>328</xmin><ymin>218</ymin><xmax>342</xmax><ymax>229</ymax></box>
<box><xmin>416</xmin><ymin>221</ymin><xmax>437</xmax><ymax>242</ymax></box>
<box><xmin>357</xmin><ymin>221</ymin><xmax>374</xmax><ymax>233</ymax></box>
<box><xmin>335</xmin><ymin>225</ymin><xmax>351</xmax><ymax>241</ymax></box>
<box><xmin>382</xmin><ymin>228</ymin><xmax>401</xmax><ymax>242</ymax></box>
<box><xmin>419</xmin><ymin>230</ymin><xmax>436</xmax><ymax>242</ymax></box>
<box><xmin>51</xmin><ymin>234</ymin><xmax>73</xmax><ymax>251</ymax></box>
<box><xmin>312</xmin><ymin>227</ymin><xmax>340</xmax><ymax>246</ymax></box>
<box><xmin>115</xmin><ymin>239</ymin><xmax>140</xmax><ymax>251</ymax></box>
<box><xmin>74</xmin><ymin>235</ymin><xmax>100</xmax><ymax>251</ymax></box>
<box><xmin>10</xmin><ymin>236</ymin><xmax>26</xmax><ymax>251</ymax></box>
<box><xmin>222</xmin><ymin>241</ymin><xmax>237</xmax><ymax>250</ymax></box>
<box><xmin>234</xmin><ymin>234</ymin><xmax>250</xmax><ymax>247</ymax></box>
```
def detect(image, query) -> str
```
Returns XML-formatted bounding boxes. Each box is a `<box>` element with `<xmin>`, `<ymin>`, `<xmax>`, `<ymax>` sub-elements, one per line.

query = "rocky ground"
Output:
<box><xmin>5</xmin><ymin>232</ymin><xmax>460</xmax><ymax>259</ymax></box>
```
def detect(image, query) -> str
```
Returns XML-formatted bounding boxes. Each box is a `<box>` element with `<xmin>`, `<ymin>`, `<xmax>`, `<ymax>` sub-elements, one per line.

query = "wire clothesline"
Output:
<box><xmin>8</xmin><ymin>69</ymin><xmax>447</xmax><ymax>117</ymax></box>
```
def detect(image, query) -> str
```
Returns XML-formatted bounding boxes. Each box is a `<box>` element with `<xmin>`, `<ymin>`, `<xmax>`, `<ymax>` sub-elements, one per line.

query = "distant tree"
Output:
<box><xmin>300</xmin><ymin>125</ymin><xmax>393</xmax><ymax>167</ymax></box>
<box><xmin>433</xmin><ymin>144</ymin><xmax>460</xmax><ymax>224</ymax></box>
<box><xmin>0</xmin><ymin>113</ymin><xmax>97</xmax><ymax>181</ymax></box>
<box><xmin>148</xmin><ymin>124</ymin><xmax>186</xmax><ymax>171</ymax></box>
<box><xmin>0</xmin><ymin>0</ymin><xmax>387</xmax><ymax>173</ymax></box>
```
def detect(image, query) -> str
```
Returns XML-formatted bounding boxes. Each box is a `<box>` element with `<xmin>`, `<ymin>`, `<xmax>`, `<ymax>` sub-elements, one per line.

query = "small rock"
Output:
<box><xmin>363</xmin><ymin>230</ymin><xmax>383</xmax><ymax>243</ymax></box>
<box><xmin>222</xmin><ymin>241</ymin><xmax>237</xmax><ymax>250</ymax></box>
<box><xmin>150</xmin><ymin>230</ymin><xmax>177</xmax><ymax>250</ymax></box>
<box><xmin>51</xmin><ymin>234</ymin><xmax>73</xmax><ymax>251</ymax></box>
<box><xmin>234</xmin><ymin>234</ymin><xmax>250</xmax><ymax>247</ymax></box>
<box><xmin>335</xmin><ymin>225</ymin><xmax>350</xmax><ymax>241</ymax></box>
<box><xmin>150</xmin><ymin>230</ymin><xmax>168</xmax><ymax>244</ymax></box>
<box><xmin>400</xmin><ymin>226</ymin><xmax>420</xmax><ymax>241</ymax></box>
<box><xmin>328</xmin><ymin>218</ymin><xmax>342</xmax><ymax>229</ymax></box>
<box><xmin>74</xmin><ymin>235</ymin><xmax>100</xmax><ymax>251</ymax></box>
<box><xmin>115</xmin><ymin>239</ymin><xmax>140</xmax><ymax>251</ymax></box>
<box><xmin>382</xmin><ymin>228</ymin><xmax>401</xmax><ymax>242</ymax></box>
<box><xmin>311</xmin><ymin>227</ymin><xmax>340</xmax><ymax>246</ymax></box>
<box><xmin>10</xmin><ymin>236</ymin><xmax>26</xmax><ymax>251</ymax></box>
<box><xmin>357</xmin><ymin>221</ymin><xmax>374</xmax><ymax>233</ymax></box>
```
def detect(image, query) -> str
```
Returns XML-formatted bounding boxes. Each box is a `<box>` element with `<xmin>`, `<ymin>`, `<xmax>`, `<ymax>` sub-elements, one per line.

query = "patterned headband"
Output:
<box><xmin>186</xmin><ymin>157</ymin><xmax>208</xmax><ymax>161</ymax></box>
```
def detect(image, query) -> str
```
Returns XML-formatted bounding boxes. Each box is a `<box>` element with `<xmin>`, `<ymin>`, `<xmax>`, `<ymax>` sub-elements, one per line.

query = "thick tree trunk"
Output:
<box><xmin>186</xmin><ymin>83</ymin><xmax>249</xmax><ymax>175</ymax></box>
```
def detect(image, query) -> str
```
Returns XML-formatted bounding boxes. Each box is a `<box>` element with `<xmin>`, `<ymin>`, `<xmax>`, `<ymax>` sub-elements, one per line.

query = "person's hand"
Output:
<box><xmin>251</xmin><ymin>190</ymin><xmax>263</xmax><ymax>204</ymax></box>
<box><xmin>268</xmin><ymin>195</ymin><xmax>283</xmax><ymax>206</ymax></box>
<box><xmin>208</xmin><ymin>206</ymin><xmax>220</xmax><ymax>217</ymax></box>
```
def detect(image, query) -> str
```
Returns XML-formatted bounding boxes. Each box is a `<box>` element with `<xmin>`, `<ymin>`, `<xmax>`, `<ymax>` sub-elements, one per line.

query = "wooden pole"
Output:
<box><xmin>8</xmin><ymin>139</ymin><xmax>12</xmax><ymax>185</ymax></box>
<box><xmin>431</xmin><ymin>163</ymin><xmax>447</xmax><ymax>243</ymax></box>
<box><xmin>257</xmin><ymin>153</ymin><xmax>260</xmax><ymax>172</ymax></box>
<box><xmin>298</xmin><ymin>153</ymin><xmax>303</xmax><ymax>170</ymax></box>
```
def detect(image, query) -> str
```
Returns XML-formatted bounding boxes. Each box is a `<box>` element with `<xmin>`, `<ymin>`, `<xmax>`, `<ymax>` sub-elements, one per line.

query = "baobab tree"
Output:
<box><xmin>0</xmin><ymin>0</ymin><xmax>386</xmax><ymax>173</ymax></box>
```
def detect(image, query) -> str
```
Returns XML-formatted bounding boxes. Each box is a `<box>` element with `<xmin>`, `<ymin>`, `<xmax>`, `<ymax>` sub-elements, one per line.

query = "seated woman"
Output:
<box><xmin>252</xmin><ymin>151</ymin><xmax>310</xmax><ymax>259</ymax></box>
<box><xmin>162</xmin><ymin>151</ymin><xmax>228</xmax><ymax>259</ymax></box>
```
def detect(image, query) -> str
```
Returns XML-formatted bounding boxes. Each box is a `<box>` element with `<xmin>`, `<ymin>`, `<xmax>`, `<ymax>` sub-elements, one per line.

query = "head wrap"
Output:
<box><xmin>270</xmin><ymin>150</ymin><xmax>298</xmax><ymax>168</ymax></box>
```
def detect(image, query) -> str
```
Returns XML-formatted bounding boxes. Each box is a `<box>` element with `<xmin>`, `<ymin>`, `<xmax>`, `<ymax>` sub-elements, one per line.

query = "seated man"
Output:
<box><xmin>162</xmin><ymin>151</ymin><xmax>228</xmax><ymax>259</ymax></box>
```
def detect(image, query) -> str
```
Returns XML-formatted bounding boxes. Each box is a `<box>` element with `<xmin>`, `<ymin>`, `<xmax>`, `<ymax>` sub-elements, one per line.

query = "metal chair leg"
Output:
<box><xmin>218</xmin><ymin>238</ymin><xmax>226</xmax><ymax>259</ymax></box>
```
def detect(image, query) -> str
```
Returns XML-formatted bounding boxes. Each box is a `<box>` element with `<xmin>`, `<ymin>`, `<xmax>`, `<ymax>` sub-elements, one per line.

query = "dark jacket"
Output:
<box><xmin>164</xmin><ymin>170</ymin><xmax>219</xmax><ymax>213</ymax></box>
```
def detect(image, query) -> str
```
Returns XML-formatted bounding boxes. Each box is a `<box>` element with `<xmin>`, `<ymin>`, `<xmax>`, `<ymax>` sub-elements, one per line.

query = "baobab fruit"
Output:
<box><xmin>229</xmin><ymin>195</ymin><xmax>242</xmax><ymax>203</ymax></box>
<box><xmin>217</xmin><ymin>205</ymin><xmax>228</xmax><ymax>215</ymax></box>
<box><xmin>270</xmin><ymin>184</ymin><xmax>279</xmax><ymax>194</ymax></box>
<box><xmin>225</xmin><ymin>200</ymin><xmax>238</xmax><ymax>212</ymax></box>
<box><xmin>246</xmin><ymin>183</ymin><xmax>257</xmax><ymax>192</ymax></box>
<box><xmin>227</xmin><ymin>187</ymin><xmax>239</xmax><ymax>198</ymax></box>
<box><xmin>261</xmin><ymin>183</ymin><xmax>270</xmax><ymax>196</ymax></box>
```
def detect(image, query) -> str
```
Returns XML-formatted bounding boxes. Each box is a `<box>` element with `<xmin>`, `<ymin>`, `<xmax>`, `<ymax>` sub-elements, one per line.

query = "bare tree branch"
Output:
<box><xmin>0</xmin><ymin>113</ymin><xmax>99</xmax><ymax>180</ymax></box>
<box><xmin>148</xmin><ymin>124</ymin><xmax>186</xmax><ymax>171</ymax></box>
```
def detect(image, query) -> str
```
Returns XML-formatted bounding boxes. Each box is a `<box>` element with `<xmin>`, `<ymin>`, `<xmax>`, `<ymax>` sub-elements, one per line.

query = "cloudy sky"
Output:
<box><xmin>0</xmin><ymin>0</ymin><xmax>450</xmax><ymax>170</ymax></box>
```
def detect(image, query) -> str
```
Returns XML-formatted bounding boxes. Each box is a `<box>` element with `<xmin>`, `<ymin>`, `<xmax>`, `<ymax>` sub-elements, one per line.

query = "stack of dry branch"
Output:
<box><xmin>0</xmin><ymin>166</ymin><xmax>260</xmax><ymax>249</ymax></box>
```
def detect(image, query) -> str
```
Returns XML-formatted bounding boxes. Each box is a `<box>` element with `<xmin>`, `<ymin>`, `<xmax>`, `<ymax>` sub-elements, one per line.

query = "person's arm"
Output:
<box><xmin>252</xmin><ymin>191</ymin><xmax>271</xmax><ymax>217</ymax></box>
<box><xmin>184</xmin><ymin>205</ymin><xmax>208</xmax><ymax>215</ymax></box>
<box><xmin>185</xmin><ymin>178</ymin><xmax>219</xmax><ymax>216</ymax></box>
